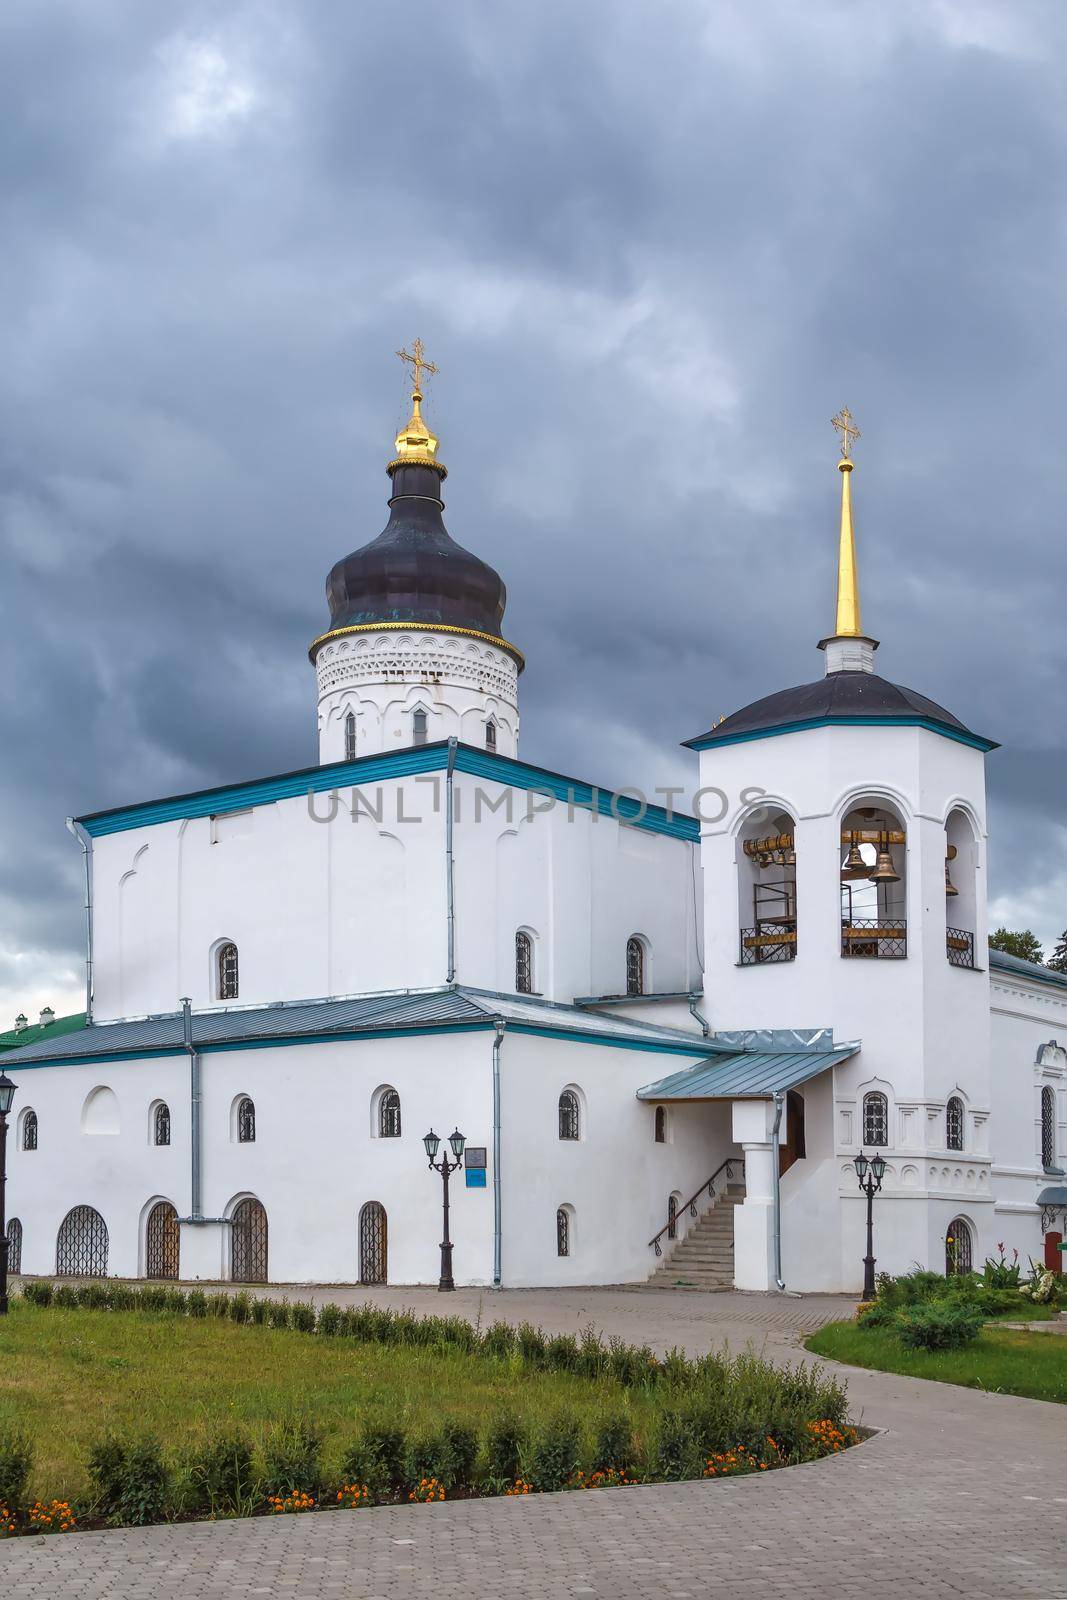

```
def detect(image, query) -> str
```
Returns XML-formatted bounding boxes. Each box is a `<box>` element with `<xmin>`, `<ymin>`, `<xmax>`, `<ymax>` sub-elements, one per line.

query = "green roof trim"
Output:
<box><xmin>0</xmin><ymin>1011</ymin><xmax>86</xmax><ymax>1053</ymax></box>
<box><xmin>989</xmin><ymin>948</ymin><xmax>1067</xmax><ymax>992</ymax></box>
<box><xmin>75</xmin><ymin>742</ymin><xmax>699</xmax><ymax>844</ymax></box>
<box><xmin>638</xmin><ymin>1044</ymin><xmax>859</xmax><ymax>1100</ymax></box>
<box><xmin>686</xmin><ymin>715</ymin><xmax>997</xmax><ymax>755</ymax></box>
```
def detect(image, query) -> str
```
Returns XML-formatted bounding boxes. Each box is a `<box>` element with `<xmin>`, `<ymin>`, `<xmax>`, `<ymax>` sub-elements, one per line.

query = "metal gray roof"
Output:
<box><xmin>989</xmin><ymin>948</ymin><xmax>1067</xmax><ymax>992</ymax></box>
<box><xmin>638</xmin><ymin>1044</ymin><xmax>859</xmax><ymax>1101</ymax></box>
<box><xmin>0</xmin><ymin>985</ymin><xmax>711</xmax><ymax>1068</ymax></box>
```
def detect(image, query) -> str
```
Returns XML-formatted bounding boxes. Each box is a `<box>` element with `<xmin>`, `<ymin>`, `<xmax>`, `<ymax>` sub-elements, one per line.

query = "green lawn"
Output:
<box><xmin>0</xmin><ymin>1303</ymin><xmax>682</xmax><ymax>1499</ymax></box>
<box><xmin>806</xmin><ymin>1320</ymin><xmax>1067</xmax><ymax>1404</ymax></box>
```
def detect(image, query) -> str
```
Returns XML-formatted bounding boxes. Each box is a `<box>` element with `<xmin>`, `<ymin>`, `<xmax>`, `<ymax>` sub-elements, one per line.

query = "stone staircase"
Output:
<box><xmin>648</xmin><ymin>1184</ymin><xmax>745</xmax><ymax>1290</ymax></box>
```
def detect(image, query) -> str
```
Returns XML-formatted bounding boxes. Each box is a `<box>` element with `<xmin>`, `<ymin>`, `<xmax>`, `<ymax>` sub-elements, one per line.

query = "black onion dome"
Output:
<box><xmin>685</xmin><ymin>673</ymin><xmax>996</xmax><ymax>749</ymax></box>
<box><xmin>322</xmin><ymin>461</ymin><xmax>508</xmax><ymax>643</ymax></box>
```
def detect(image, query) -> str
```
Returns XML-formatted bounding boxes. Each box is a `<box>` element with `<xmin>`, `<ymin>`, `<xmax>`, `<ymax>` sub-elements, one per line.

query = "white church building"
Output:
<box><xmin>3</xmin><ymin>362</ymin><xmax>1066</xmax><ymax>1294</ymax></box>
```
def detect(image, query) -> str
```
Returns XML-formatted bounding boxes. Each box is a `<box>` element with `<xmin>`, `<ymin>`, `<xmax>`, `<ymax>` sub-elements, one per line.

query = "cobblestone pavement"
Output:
<box><xmin>2</xmin><ymin>1286</ymin><xmax>1064</xmax><ymax>1600</ymax></box>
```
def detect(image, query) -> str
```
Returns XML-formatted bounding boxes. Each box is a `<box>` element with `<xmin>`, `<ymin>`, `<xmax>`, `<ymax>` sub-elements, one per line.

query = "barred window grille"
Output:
<box><xmin>218</xmin><ymin>942</ymin><xmax>239</xmax><ymax>1001</ymax></box>
<box><xmin>655</xmin><ymin>1106</ymin><xmax>666</xmax><ymax>1143</ymax></box>
<box><xmin>946</xmin><ymin>1096</ymin><xmax>964</xmax><ymax>1152</ymax></box>
<box><xmin>237</xmin><ymin>1096</ymin><xmax>256</xmax><ymax>1144</ymax></box>
<box><xmin>486</xmin><ymin>719</ymin><xmax>497</xmax><ymax>751</ymax></box>
<box><xmin>558</xmin><ymin>1089</ymin><xmax>580</xmax><ymax>1141</ymax></box>
<box><xmin>1042</xmin><ymin>1085</ymin><xmax>1056</xmax><ymax>1170</ymax></box>
<box><xmin>22</xmin><ymin>1110</ymin><xmax>37</xmax><ymax>1152</ymax></box>
<box><xmin>626</xmin><ymin>936</ymin><xmax>645</xmax><ymax>996</ymax></box>
<box><xmin>412</xmin><ymin>708</ymin><xmax>428</xmax><ymax>746</ymax></box>
<box><xmin>359</xmin><ymin>1201</ymin><xmax>387</xmax><ymax>1284</ymax></box>
<box><xmin>515</xmin><ymin>931</ymin><xmax>533</xmax><ymax>994</ymax></box>
<box><xmin>556</xmin><ymin>1207</ymin><xmax>570</xmax><ymax>1258</ymax></box>
<box><xmin>344</xmin><ymin>712</ymin><xmax>357</xmax><ymax>760</ymax></box>
<box><xmin>56</xmin><ymin>1205</ymin><xmax>109</xmax><ymax>1277</ymax></box>
<box><xmin>154</xmin><ymin>1102</ymin><xmax>171</xmax><ymax>1147</ymax></box>
<box><xmin>6</xmin><ymin>1218</ymin><xmax>22</xmax><ymax>1275</ymax></box>
<box><xmin>945</xmin><ymin>1218</ymin><xmax>972</xmax><ymax>1276</ymax></box>
<box><xmin>145</xmin><ymin>1201</ymin><xmax>180</xmax><ymax>1280</ymax></box>
<box><xmin>231</xmin><ymin>1198</ymin><xmax>268</xmax><ymax>1284</ymax></box>
<box><xmin>862</xmin><ymin>1091</ymin><xmax>889</xmax><ymax>1148</ymax></box>
<box><xmin>378</xmin><ymin>1088</ymin><xmax>401</xmax><ymax>1139</ymax></box>
<box><xmin>667</xmin><ymin>1194</ymin><xmax>678</xmax><ymax>1241</ymax></box>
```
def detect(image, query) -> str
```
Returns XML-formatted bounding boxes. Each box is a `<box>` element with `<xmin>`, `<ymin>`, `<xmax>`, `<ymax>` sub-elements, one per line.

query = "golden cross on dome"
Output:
<box><xmin>831</xmin><ymin>405</ymin><xmax>861</xmax><ymax>460</ymax></box>
<box><xmin>396</xmin><ymin>338</ymin><xmax>438</xmax><ymax>397</ymax></box>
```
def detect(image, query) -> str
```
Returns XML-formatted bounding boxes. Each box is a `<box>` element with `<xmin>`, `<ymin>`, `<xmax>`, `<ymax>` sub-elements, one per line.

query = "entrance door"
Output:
<box><xmin>359</xmin><ymin>1202</ymin><xmax>387</xmax><ymax>1284</ymax></box>
<box><xmin>145</xmin><ymin>1201</ymin><xmax>180</xmax><ymax>1280</ymax></box>
<box><xmin>779</xmin><ymin>1089</ymin><xmax>807</xmax><ymax>1177</ymax></box>
<box><xmin>1045</xmin><ymin>1231</ymin><xmax>1063</xmax><ymax>1272</ymax></box>
<box><xmin>231</xmin><ymin>1198</ymin><xmax>268</xmax><ymax>1283</ymax></box>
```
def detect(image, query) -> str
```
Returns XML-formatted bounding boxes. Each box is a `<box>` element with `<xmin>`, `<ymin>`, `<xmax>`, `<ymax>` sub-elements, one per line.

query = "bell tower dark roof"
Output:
<box><xmin>310</xmin><ymin>345</ymin><xmax>521</xmax><ymax>666</ymax></box>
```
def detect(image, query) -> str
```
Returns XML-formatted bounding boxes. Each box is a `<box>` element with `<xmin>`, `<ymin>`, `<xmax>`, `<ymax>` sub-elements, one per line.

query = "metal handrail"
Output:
<box><xmin>648</xmin><ymin>1155</ymin><xmax>745</xmax><ymax>1255</ymax></box>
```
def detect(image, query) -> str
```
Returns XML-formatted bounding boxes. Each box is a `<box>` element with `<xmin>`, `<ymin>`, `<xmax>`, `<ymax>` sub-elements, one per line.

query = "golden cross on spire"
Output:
<box><xmin>396</xmin><ymin>338</ymin><xmax>438</xmax><ymax>398</ymax></box>
<box><xmin>831</xmin><ymin>405</ymin><xmax>861</xmax><ymax>460</ymax></box>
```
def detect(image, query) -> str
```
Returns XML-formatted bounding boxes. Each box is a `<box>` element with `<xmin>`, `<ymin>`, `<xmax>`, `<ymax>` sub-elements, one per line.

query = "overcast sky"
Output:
<box><xmin>2</xmin><ymin>0</ymin><xmax>1066</xmax><ymax>1022</ymax></box>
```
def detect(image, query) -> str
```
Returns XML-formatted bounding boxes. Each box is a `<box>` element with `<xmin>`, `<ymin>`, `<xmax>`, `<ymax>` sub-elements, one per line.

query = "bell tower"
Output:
<box><xmin>686</xmin><ymin>413</ymin><xmax>998</xmax><ymax>1290</ymax></box>
<box><xmin>310</xmin><ymin>343</ymin><xmax>523</xmax><ymax>764</ymax></box>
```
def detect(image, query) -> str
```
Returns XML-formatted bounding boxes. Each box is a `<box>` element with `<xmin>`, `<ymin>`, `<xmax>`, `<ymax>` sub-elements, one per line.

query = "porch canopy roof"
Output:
<box><xmin>638</xmin><ymin>1044</ymin><xmax>858</xmax><ymax>1102</ymax></box>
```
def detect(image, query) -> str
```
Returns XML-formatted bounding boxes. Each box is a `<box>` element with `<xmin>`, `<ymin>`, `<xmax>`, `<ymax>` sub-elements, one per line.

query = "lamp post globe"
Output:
<box><xmin>448</xmin><ymin>1128</ymin><xmax>466</xmax><ymax>1162</ymax></box>
<box><xmin>0</xmin><ymin>1073</ymin><xmax>15</xmax><ymax>1117</ymax></box>
<box><xmin>423</xmin><ymin>1129</ymin><xmax>441</xmax><ymax>1163</ymax></box>
<box><xmin>424</xmin><ymin>1125</ymin><xmax>465</xmax><ymax>1292</ymax></box>
<box><xmin>854</xmin><ymin>1148</ymin><xmax>883</xmax><ymax>1301</ymax></box>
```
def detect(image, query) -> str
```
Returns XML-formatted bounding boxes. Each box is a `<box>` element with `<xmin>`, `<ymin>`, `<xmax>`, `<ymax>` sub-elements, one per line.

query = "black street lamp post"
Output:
<box><xmin>0</xmin><ymin>1071</ymin><xmax>17</xmax><ymax>1317</ymax></box>
<box><xmin>423</xmin><ymin>1127</ymin><xmax>466</xmax><ymax>1292</ymax></box>
<box><xmin>853</xmin><ymin>1148</ymin><xmax>886</xmax><ymax>1300</ymax></box>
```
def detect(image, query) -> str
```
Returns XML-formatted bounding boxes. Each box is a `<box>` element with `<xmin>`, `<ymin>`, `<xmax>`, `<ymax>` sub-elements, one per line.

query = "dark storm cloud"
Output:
<box><xmin>2</xmin><ymin>0</ymin><xmax>1067</xmax><ymax>1015</ymax></box>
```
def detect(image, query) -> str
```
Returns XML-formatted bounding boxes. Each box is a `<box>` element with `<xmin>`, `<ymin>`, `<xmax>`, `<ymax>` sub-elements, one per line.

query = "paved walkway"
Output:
<box><xmin>2</xmin><ymin>1286</ymin><xmax>1064</xmax><ymax>1600</ymax></box>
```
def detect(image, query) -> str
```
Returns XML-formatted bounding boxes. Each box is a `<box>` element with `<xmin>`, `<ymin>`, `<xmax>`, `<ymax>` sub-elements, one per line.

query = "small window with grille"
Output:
<box><xmin>217</xmin><ymin>942</ymin><xmax>239</xmax><ymax>1001</ymax></box>
<box><xmin>1042</xmin><ymin>1085</ymin><xmax>1057</xmax><ymax>1170</ymax></box>
<box><xmin>654</xmin><ymin>1106</ymin><xmax>666</xmax><ymax>1143</ymax></box>
<box><xmin>378</xmin><ymin>1088</ymin><xmax>401</xmax><ymax>1139</ymax></box>
<box><xmin>515</xmin><ymin>930</ymin><xmax>533</xmax><ymax>994</ymax></box>
<box><xmin>412</xmin><ymin>708</ymin><xmax>428</xmax><ymax>746</ymax></box>
<box><xmin>946</xmin><ymin>1096</ymin><xmax>964</xmax><ymax>1152</ymax></box>
<box><xmin>237</xmin><ymin>1096</ymin><xmax>256</xmax><ymax>1144</ymax></box>
<box><xmin>22</xmin><ymin>1109</ymin><xmax>37</xmax><ymax>1152</ymax></box>
<box><xmin>345</xmin><ymin>711</ymin><xmax>357</xmax><ymax>760</ymax></box>
<box><xmin>154</xmin><ymin>1102</ymin><xmax>171</xmax><ymax>1147</ymax></box>
<box><xmin>556</xmin><ymin>1207</ymin><xmax>570</xmax><ymax>1257</ymax></box>
<box><xmin>558</xmin><ymin>1089</ymin><xmax>580</xmax><ymax>1141</ymax></box>
<box><xmin>626</xmin><ymin>936</ymin><xmax>645</xmax><ymax>996</ymax></box>
<box><xmin>862</xmin><ymin>1091</ymin><xmax>889</xmax><ymax>1148</ymax></box>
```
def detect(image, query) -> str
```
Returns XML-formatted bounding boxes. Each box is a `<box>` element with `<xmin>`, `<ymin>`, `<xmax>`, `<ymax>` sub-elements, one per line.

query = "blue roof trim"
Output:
<box><xmin>686</xmin><ymin>715</ymin><xmax>997</xmax><ymax>755</ymax></box>
<box><xmin>75</xmin><ymin>743</ymin><xmax>700</xmax><ymax>843</ymax></box>
<box><xmin>638</xmin><ymin>1044</ymin><xmax>859</xmax><ymax>1100</ymax></box>
<box><xmin>989</xmin><ymin>948</ymin><xmax>1067</xmax><ymax>993</ymax></box>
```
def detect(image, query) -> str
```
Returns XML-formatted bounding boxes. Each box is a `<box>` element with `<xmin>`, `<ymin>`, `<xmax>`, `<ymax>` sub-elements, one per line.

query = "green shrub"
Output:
<box><xmin>344</xmin><ymin>1422</ymin><xmax>407</xmax><ymax>1494</ymax></box>
<box><xmin>607</xmin><ymin>1336</ymin><xmax>656</xmax><ymax>1388</ymax></box>
<box><xmin>0</xmin><ymin>1428</ymin><xmax>33</xmax><ymax>1508</ymax></box>
<box><xmin>405</xmin><ymin>1430</ymin><xmax>456</xmax><ymax>1490</ymax></box>
<box><xmin>485</xmin><ymin>1414</ymin><xmax>526</xmax><ymax>1486</ymax></box>
<box><xmin>187</xmin><ymin>1289</ymin><xmax>208</xmax><ymax>1318</ymax></box>
<box><xmin>482</xmin><ymin>1322</ymin><xmax>517</xmax><ymax>1360</ymax></box>
<box><xmin>654</xmin><ymin>1409</ymin><xmax>699</xmax><ymax>1481</ymax></box>
<box><xmin>88</xmin><ymin>1435</ymin><xmax>172</xmax><ymax>1526</ymax></box>
<box><xmin>229</xmin><ymin>1291</ymin><xmax>252</xmax><ymax>1324</ymax></box>
<box><xmin>208</xmin><ymin>1293</ymin><xmax>231</xmax><ymax>1320</ymax></box>
<box><xmin>982</xmin><ymin>1246</ymin><xmax>1021</xmax><ymax>1289</ymax></box>
<box><xmin>291</xmin><ymin>1302</ymin><xmax>317</xmax><ymax>1333</ymax></box>
<box><xmin>262</xmin><ymin>1419</ymin><xmax>322</xmax><ymax>1496</ymax></box>
<box><xmin>138</xmin><ymin>1286</ymin><xmax>170</xmax><ymax>1314</ymax></box>
<box><xmin>53</xmin><ymin>1284</ymin><xmax>80</xmax><ymax>1308</ymax></box>
<box><xmin>517</xmin><ymin>1323</ymin><xmax>547</xmax><ymax>1368</ymax></box>
<box><xmin>576</xmin><ymin>1327</ymin><xmax>607</xmax><ymax>1379</ymax></box>
<box><xmin>441</xmin><ymin>1421</ymin><xmax>478</xmax><ymax>1488</ymax></box>
<box><xmin>21</xmin><ymin>1281</ymin><xmax>52</xmax><ymax>1307</ymax></box>
<box><xmin>267</xmin><ymin>1300</ymin><xmax>291</xmax><ymax>1330</ymax></box>
<box><xmin>529</xmin><ymin>1412</ymin><xmax>581</xmax><ymax>1492</ymax></box>
<box><xmin>108</xmin><ymin>1283</ymin><xmax>137</xmax><ymax>1311</ymax></box>
<box><xmin>162</xmin><ymin>1288</ymin><xmax>188</xmax><ymax>1315</ymax></box>
<box><xmin>249</xmin><ymin>1297</ymin><xmax>270</xmax><ymax>1325</ymax></box>
<box><xmin>592</xmin><ymin>1412</ymin><xmax>635</xmax><ymax>1474</ymax></box>
<box><xmin>545</xmin><ymin>1333</ymin><xmax>581</xmax><ymax>1372</ymax></box>
<box><xmin>317</xmin><ymin>1303</ymin><xmax>342</xmax><ymax>1336</ymax></box>
<box><xmin>897</xmin><ymin>1302</ymin><xmax>983</xmax><ymax>1350</ymax></box>
<box><xmin>77</xmin><ymin>1281</ymin><xmax>110</xmax><ymax>1310</ymax></box>
<box><xmin>856</xmin><ymin>1300</ymin><xmax>898</xmax><ymax>1329</ymax></box>
<box><xmin>185</xmin><ymin>1433</ymin><xmax>258</xmax><ymax>1515</ymax></box>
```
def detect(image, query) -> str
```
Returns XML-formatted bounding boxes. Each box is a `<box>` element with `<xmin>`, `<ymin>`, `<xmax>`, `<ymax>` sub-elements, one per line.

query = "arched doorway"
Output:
<box><xmin>6</xmin><ymin>1218</ymin><xmax>22</xmax><ymax>1275</ymax></box>
<box><xmin>145</xmin><ymin>1201</ymin><xmax>180</xmax><ymax>1280</ymax></box>
<box><xmin>56</xmin><ymin>1206</ymin><xmax>109</xmax><ymax>1277</ymax></box>
<box><xmin>359</xmin><ymin>1202</ymin><xmax>387</xmax><ymax>1284</ymax></box>
<box><xmin>231</xmin><ymin>1198</ymin><xmax>268</xmax><ymax>1284</ymax></box>
<box><xmin>945</xmin><ymin>1217</ymin><xmax>973</xmax><ymax>1276</ymax></box>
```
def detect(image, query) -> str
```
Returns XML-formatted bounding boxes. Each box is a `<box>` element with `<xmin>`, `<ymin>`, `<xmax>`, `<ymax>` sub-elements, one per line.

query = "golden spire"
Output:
<box><xmin>830</xmin><ymin>406</ymin><xmax>862</xmax><ymax>637</ymax></box>
<box><xmin>391</xmin><ymin>339</ymin><xmax>443</xmax><ymax>469</ymax></box>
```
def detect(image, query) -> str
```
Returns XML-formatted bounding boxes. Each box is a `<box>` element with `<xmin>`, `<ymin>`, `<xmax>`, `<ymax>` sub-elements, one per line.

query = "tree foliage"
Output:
<box><xmin>1047</xmin><ymin>931</ymin><xmax>1067</xmax><ymax>975</ymax></box>
<box><xmin>988</xmin><ymin>928</ymin><xmax>1044</xmax><ymax>964</ymax></box>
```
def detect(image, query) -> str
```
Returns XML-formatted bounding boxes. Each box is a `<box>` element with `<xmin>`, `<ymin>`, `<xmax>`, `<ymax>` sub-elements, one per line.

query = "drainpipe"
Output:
<box><xmin>688</xmin><ymin>994</ymin><xmax>710</xmax><ymax>1038</ymax></box>
<box><xmin>445</xmin><ymin>737</ymin><xmax>458</xmax><ymax>985</ymax></box>
<box><xmin>183</xmin><ymin>998</ymin><xmax>202</xmax><ymax>1222</ymax></box>
<box><xmin>492</xmin><ymin>1019</ymin><xmax>505</xmax><ymax>1287</ymax></box>
<box><xmin>771</xmin><ymin>1090</ymin><xmax>786</xmax><ymax>1291</ymax></box>
<box><xmin>66</xmin><ymin>819</ymin><xmax>94</xmax><ymax>1023</ymax></box>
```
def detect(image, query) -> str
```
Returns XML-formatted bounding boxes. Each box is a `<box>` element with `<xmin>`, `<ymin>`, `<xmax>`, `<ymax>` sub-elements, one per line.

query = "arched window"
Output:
<box><xmin>217</xmin><ymin>942</ymin><xmax>239</xmax><ymax>1001</ymax></box>
<box><xmin>558</xmin><ymin>1089</ymin><xmax>581</xmax><ymax>1141</ymax></box>
<box><xmin>21</xmin><ymin>1109</ymin><xmax>37</xmax><ymax>1152</ymax></box>
<box><xmin>556</xmin><ymin>1207</ymin><xmax>570</xmax><ymax>1258</ymax></box>
<box><xmin>412</xmin><ymin>708</ymin><xmax>428</xmax><ymax>746</ymax></box>
<box><xmin>359</xmin><ymin>1201</ymin><xmax>387</xmax><ymax>1284</ymax></box>
<box><xmin>486</xmin><ymin>718</ymin><xmax>497</xmax><ymax>751</ymax></box>
<box><xmin>654</xmin><ymin>1106</ymin><xmax>666</xmax><ymax>1143</ymax></box>
<box><xmin>6</xmin><ymin>1218</ymin><xmax>22</xmax><ymax>1275</ymax></box>
<box><xmin>840</xmin><ymin>802</ymin><xmax>907</xmax><ymax>959</ymax></box>
<box><xmin>862</xmin><ymin>1091</ymin><xmax>889</xmax><ymax>1148</ymax></box>
<box><xmin>231</xmin><ymin>1198</ymin><xmax>268</xmax><ymax>1283</ymax></box>
<box><xmin>667</xmin><ymin>1194</ymin><xmax>678</xmax><ymax>1241</ymax></box>
<box><xmin>515</xmin><ymin>930</ymin><xmax>533</xmax><ymax>994</ymax></box>
<box><xmin>56</xmin><ymin>1205</ymin><xmax>109</xmax><ymax>1277</ymax></box>
<box><xmin>344</xmin><ymin>711</ymin><xmax>357</xmax><ymax>761</ymax></box>
<box><xmin>946</xmin><ymin>1096</ymin><xmax>965</xmax><ymax>1152</ymax></box>
<box><xmin>378</xmin><ymin>1088</ymin><xmax>401</xmax><ymax>1139</ymax></box>
<box><xmin>1042</xmin><ymin>1085</ymin><xmax>1057</xmax><ymax>1170</ymax></box>
<box><xmin>145</xmin><ymin>1201</ymin><xmax>180</xmax><ymax>1280</ymax></box>
<box><xmin>626</xmin><ymin>936</ymin><xmax>645</xmax><ymax>996</ymax></box>
<box><xmin>154</xmin><ymin>1103</ymin><xmax>171</xmax><ymax>1147</ymax></box>
<box><xmin>237</xmin><ymin>1096</ymin><xmax>256</xmax><ymax>1144</ymax></box>
<box><xmin>946</xmin><ymin>1218</ymin><xmax>973</xmax><ymax>1276</ymax></box>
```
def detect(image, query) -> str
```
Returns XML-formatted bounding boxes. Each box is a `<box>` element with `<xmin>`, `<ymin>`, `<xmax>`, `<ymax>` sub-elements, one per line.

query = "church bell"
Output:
<box><xmin>841</xmin><ymin>835</ymin><xmax>867</xmax><ymax>878</ymax></box>
<box><xmin>868</xmin><ymin>838</ymin><xmax>900</xmax><ymax>884</ymax></box>
<box><xmin>945</xmin><ymin>860</ymin><xmax>959</xmax><ymax>896</ymax></box>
